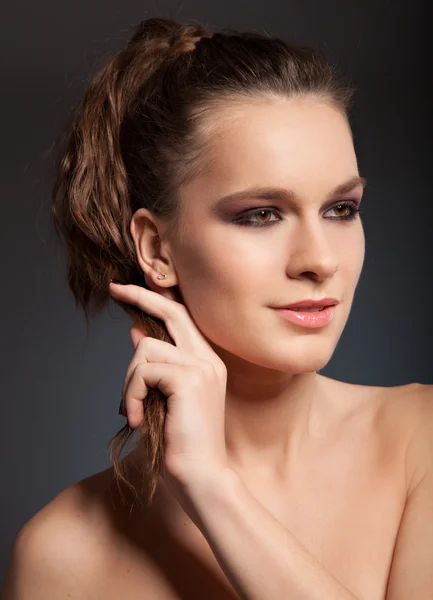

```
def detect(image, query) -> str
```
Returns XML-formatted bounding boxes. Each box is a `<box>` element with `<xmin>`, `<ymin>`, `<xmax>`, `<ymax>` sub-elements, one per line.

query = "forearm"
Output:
<box><xmin>190</xmin><ymin>469</ymin><xmax>360</xmax><ymax>600</ymax></box>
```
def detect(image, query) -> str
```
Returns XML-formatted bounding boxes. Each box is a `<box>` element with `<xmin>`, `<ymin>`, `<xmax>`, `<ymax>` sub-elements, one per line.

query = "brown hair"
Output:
<box><xmin>50</xmin><ymin>17</ymin><xmax>355</xmax><ymax>506</ymax></box>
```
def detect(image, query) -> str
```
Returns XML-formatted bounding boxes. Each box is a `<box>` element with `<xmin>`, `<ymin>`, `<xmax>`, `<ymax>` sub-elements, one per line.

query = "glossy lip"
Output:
<box><xmin>272</xmin><ymin>304</ymin><xmax>336</xmax><ymax>328</ymax></box>
<box><xmin>272</xmin><ymin>298</ymin><xmax>339</xmax><ymax>309</ymax></box>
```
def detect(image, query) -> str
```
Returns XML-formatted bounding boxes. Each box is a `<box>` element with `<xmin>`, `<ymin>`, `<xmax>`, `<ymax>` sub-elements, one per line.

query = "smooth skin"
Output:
<box><xmin>2</xmin><ymin>96</ymin><xmax>433</xmax><ymax>599</ymax></box>
<box><xmin>128</xmin><ymin>95</ymin><xmax>366</xmax><ymax>479</ymax></box>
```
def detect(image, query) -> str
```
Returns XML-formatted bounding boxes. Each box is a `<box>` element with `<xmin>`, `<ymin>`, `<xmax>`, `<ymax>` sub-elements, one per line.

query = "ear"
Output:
<box><xmin>129</xmin><ymin>323</ymin><xmax>147</xmax><ymax>349</ymax></box>
<box><xmin>145</xmin><ymin>272</ymin><xmax>179</xmax><ymax>302</ymax></box>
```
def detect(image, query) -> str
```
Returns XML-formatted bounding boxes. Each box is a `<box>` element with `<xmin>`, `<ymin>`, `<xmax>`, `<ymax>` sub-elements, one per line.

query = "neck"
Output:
<box><xmin>225</xmin><ymin>370</ymin><xmax>322</xmax><ymax>475</ymax></box>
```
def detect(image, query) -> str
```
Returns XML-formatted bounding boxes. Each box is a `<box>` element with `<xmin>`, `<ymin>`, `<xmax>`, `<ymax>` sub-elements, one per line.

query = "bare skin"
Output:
<box><xmin>3</xmin><ymin>377</ymin><xmax>425</xmax><ymax>600</ymax></box>
<box><xmin>3</xmin><ymin>99</ymin><xmax>428</xmax><ymax>598</ymax></box>
<box><xmin>127</xmin><ymin>96</ymin><xmax>368</xmax><ymax>481</ymax></box>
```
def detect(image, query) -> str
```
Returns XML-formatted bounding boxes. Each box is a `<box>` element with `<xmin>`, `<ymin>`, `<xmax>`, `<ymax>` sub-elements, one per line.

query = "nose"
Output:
<box><xmin>285</xmin><ymin>216</ymin><xmax>339</xmax><ymax>282</ymax></box>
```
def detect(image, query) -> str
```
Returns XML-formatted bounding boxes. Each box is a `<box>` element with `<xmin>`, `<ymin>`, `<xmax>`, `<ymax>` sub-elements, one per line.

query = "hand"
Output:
<box><xmin>108</xmin><ymin>279</ymin><xmax>229</xmax><ymax>499</ymax></box>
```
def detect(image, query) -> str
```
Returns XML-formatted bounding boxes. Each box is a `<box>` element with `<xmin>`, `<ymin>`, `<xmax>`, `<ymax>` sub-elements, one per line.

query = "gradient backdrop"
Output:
<box><xmin>1</xmin><ymin>0</ymin><xmax>431</xmax><ymax>587</ymax></box>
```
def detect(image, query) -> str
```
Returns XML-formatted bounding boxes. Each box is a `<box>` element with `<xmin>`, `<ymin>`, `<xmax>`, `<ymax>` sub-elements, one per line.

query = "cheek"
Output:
<box><xmin>173</xmin><ymin>242</ymin><xmax>263</xmax><ymax>349</ymax></box>
<box><xmin>174</xmin><ymin>240</ymin><xmax>240</xmax><ymax>318</ymax></box>
<box><xmin>341</xmin><ymin>226</ymin><xmax>365</xmax><ymax>281</ymax></box>
<box><xmin>176</xmin><ymin>226</ymin><xmax>265</xmax><ymax>298</ymax></box>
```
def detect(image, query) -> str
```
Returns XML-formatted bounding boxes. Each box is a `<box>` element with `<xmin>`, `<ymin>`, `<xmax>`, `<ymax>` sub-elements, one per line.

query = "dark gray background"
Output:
<box><xmin>1</xmin><ymin>0</ymin><xmax>431</xmax><ymax>588</ymax></box>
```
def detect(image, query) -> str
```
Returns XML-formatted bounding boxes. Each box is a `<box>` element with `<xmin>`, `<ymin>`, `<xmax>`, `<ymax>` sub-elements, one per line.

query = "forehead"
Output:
<box><xmin>191</xmin><ymin>97</ymin><xmax>358</xmax><ymax>195</ymax></box>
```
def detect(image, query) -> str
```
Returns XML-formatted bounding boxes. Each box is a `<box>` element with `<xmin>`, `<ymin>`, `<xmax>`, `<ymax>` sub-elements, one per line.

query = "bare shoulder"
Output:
<box><xmin>398</xmin><ymin>382</ymin><xmax>433</xmax><ymax>492</ymax></box>
<box><xmin>323</xmin><ymin>376</ymin><xmax>433</xmax><ymax>488</ymax></box>
<box><xmin>374</xmin><ymin>381</ymin><xmax>433</xmax><ymax>493</ymax></box>
<box><xmin>2</xmin><ymin>460</ymin><xmax>147</xmax><ymax>599</ymax></box>
<box><xmin>379</xmin><ymin>383</ymin><xmax>433</xmax><ymax>597</ymax></box>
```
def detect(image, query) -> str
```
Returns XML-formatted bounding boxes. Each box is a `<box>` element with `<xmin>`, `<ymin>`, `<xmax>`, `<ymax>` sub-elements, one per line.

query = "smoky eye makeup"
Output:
<box><xmin>230</xmin><ymin>199</ymin><xmax>363</xmax><ymax>228</ymax></box>
<box><xmin>210</xmin><ymin>177</ymin><xmax>366</xmax><ymax>217</ymax></box>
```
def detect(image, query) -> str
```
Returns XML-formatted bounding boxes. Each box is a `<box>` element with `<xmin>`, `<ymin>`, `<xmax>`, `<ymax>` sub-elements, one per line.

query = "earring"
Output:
<box><xmin>157</xmin><ymin>273</ymin><xmax>167</xmax><ymax>280</ymax></box>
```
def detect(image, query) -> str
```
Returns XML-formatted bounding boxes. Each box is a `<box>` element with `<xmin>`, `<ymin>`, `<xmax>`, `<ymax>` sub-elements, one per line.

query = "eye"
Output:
<box><xmin>232</xmin><ymin>201</ymin><xmax>362</xmax><ymax>228</ymax></box>
<box><xmin>232</xmin><ymin>208</ymin><xmax>283</xmax><ymax>228</ymax></box>
<box><xmin>325</xmin><ymin>201</ymin><xmax>361</xmax><ymax>221</ymax></box>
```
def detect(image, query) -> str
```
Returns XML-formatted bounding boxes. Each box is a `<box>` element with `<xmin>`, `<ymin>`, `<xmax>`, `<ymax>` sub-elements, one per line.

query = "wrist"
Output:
<box><xmin>186</xmin><ymin>465</ymin><xmax>240</xmax><ymax>505</ymax></box>
<box><xmin>182</xmin><ymin>466</ymin><xmax>241</xmax><ymax>537</ymax></box>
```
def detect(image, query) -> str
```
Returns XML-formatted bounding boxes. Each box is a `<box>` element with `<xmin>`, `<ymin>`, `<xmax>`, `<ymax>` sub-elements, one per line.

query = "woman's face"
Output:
<box><xmin>164</xmin><ymin>96</ymin><xmax>365</xmax><ymax>374</ymax></box>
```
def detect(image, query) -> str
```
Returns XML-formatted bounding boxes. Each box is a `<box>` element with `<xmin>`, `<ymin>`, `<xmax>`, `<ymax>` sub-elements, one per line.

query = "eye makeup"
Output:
<box><xmin>230</xmin><ymin>200</ymin><xmax>363</xmax><ymax>228</ymax></box>
<box><xmin>211</xmin><ymin>176</ymin><xmax>367</xmax><ymax>216</ymax></box>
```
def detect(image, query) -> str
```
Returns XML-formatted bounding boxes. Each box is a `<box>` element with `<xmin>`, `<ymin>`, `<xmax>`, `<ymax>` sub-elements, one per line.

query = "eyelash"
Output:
<box><xmin>232</xmin><ymin>201</ymin><xmax>362</xmax><ymax>228</ymax></box>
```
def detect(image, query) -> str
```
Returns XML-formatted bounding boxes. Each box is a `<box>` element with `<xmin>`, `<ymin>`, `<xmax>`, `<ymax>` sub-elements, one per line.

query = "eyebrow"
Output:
<box><xmin>213</xmin><ymin>175</ymin><xmax>367</xmax><ymax>207</ymax></box>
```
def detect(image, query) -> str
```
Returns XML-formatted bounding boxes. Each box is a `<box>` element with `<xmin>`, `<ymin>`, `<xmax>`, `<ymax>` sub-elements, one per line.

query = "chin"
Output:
<box><xmin>267</xmin><ymin>335</ymin><xmax>339</xmax><ymax>372</ymax></box>
<box><xmin>205</xmin><ymin>327</ymin><xmax>338</xmax><ymax>374</ymax></box>
<box><xmin>277</xmin><ymin>355</ymin><xmax>332</xmax><ymax>374</ymax></box>
<box><xmin>239</xmin><ymin>343</ymin><xmax>335</xmax><ymax>374</ymax></box>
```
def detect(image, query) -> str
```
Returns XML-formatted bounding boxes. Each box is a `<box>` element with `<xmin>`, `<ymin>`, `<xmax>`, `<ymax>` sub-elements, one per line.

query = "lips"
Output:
<box><xmin>286</xmin><ymin>306</ymin><xmax>325</xmax><ymax>312</ymax></box>
<box><xmin>274</xmin><ymin>298</ymin><xmax>339</xmax><ymax>310</ymax></box>
<box><xmin>273</xmin><ymin>304</ymin><xmax>336</xmax><ymax>328</ymax></box>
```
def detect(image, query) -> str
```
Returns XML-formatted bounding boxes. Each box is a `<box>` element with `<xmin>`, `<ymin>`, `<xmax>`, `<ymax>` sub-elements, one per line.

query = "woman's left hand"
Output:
<box><xmin>108</xmin><ymin>280</ymin><xmax>229</xmax><ymax>500</ymax></box>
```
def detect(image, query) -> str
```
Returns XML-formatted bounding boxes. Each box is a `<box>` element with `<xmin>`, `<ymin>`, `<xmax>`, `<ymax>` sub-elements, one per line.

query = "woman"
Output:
<box><xmin>3</xmin><ymin>17</ymin><xmax>432</xmax><ymax>600</ymax></box>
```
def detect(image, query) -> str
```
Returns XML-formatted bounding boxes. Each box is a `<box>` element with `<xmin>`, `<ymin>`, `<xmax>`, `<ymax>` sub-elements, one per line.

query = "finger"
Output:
<box><xmin>124</xmin><ymin>362</ymin><xmax>186</xmax><ymax>429</ymax></box>
<box><xmin>109</xmin><ymin>283</ymin><xmax>210</xmax><ymax>355</ymax></box>
<box><xmin>123</xmin><ymin>362</ymin><xmax>149</xmax><ymax>428</ymax></box>
<box><xmin>121</xmin><ymin>338</ymin><xmax>209</xmax><ymax>427</ymax></box>
<box><xmin>121</xmin><ymin>337</ymin><xmax>203</xmax><ymax>402</ymax></box>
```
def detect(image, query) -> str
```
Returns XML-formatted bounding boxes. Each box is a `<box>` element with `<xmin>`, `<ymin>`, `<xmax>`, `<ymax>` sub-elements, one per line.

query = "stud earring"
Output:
<box><xmin>156</xmin><ymin>273</ymin><xmax>167</xmax><ymax>280</ymax></box>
